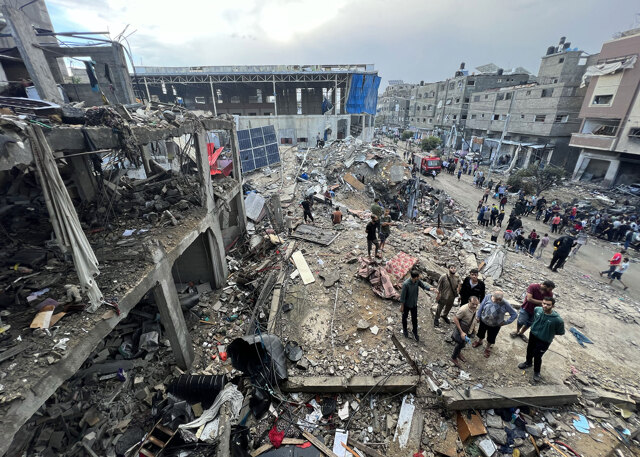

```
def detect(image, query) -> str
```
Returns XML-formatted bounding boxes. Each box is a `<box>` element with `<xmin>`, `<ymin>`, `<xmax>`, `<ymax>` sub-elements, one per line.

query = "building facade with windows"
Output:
<box><xmin>409</xmin><ymin>71</ymin><xmax>531</xmax><ymax>136</ymax></box>
<box><xmin>466</xmin><ymin>38</ymin><xmax>598</xmax><ymax>171</ymax></box>
<box><xmin>569</xmin><ymin>29</ymin><xmax>640</xmax><ymax>186</ymax></box>
<box><xmin>376</xmin><ymin>82</ymin><xmax>416</xmax><ymax>128</ymax></box>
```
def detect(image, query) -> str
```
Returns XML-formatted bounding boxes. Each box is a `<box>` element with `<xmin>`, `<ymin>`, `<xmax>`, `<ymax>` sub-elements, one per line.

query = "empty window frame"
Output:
<box><xmin>195</xmin><ymin>96</ymin><xmax>206</xmax><ymax>104</ymax></box>
<box><xmin>541</xmin><ymin>89</ymin><xmax>553</xmax><ymax>98</ymax></box>
<box><xmin>467</xmin><ymin>80</ymin><xmax>475</xmax><ymax>86</ymax></box>
<box><xmin>554</xmin><ymin>115</ymin><xmax>569</xmax><ymax>123</ymax></box>
<box><xmin>473</xmin><ymin>95</ymin><xmax>480</xmax><ymax>102</ymax></box>
<box><xmin>535</xmin><ymin>115</ymin><xmax>546</xmax><ymax>122</ymax></box>
<box><xmin>592</xmin><ymin>94</ymin><xmax>613</xmax><ymax>105</ymax></box>
<box><xmin>497</xmin><ymin>93</ymin><xmax>505</xmax><ymax>101</ymax></box>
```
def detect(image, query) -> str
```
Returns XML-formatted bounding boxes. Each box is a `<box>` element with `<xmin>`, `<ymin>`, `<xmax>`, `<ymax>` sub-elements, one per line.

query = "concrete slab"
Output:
<box><xmin>282</xmin><ymin>376</ymin><xmax>420</xmax><ymax>394</ymax></box>
<box><xmin>443</xmin><ymin>385</ymin><xmax>579</xmax><ymax>410</ymax></box>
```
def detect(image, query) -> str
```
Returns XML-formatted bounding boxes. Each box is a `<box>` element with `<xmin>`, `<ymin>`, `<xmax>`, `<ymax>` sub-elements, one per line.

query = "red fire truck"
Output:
<box><xmin>413</xmin><ymin>153</ymin><xmax>442</xmax><ymax>175</ymax></box>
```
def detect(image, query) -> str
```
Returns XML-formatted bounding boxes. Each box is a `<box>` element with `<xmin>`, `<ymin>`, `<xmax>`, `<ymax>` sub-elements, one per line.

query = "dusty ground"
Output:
<box><xmin>243</xmin><ymin>142</ymin><xmax>640</xmax><ymax>456</ymax></box>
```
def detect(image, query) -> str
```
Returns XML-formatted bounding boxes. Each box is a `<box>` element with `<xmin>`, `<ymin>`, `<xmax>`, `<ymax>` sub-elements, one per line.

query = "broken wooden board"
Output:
<box><xmin>302</xmin><ymin>431</ymin><xmax>339</xmax><ymax>457</ymax></box>
<box><xmin>343</xmin><ymin>172</ymin><xmax>365</xmax><ymax>191</ymax></box>
<box><xmin>443</xmin><ymin>384</ymin><xmax>579</xmax><ymax>410</ymax></box>
<box><xmin>457</xmin><ymin>412</ymin><xmax>487</xmax><ymax>442</ymax></box>
<box><xmin>282</xmin><ymin>376</ymin><xmax>420</xmax><ymax>394</ymax></box>
<box><xmin>250</xmin><ymin>438</ymin><xmax>307</xmax><ymax>457</ymax></box>
<box><xmin>291</xmin><ymin>250</ymin><xmax>315</xmax><ymax>285</ymax></box>
<box><xmin>290</xmin><ymin>224</ymin><xmax>340</xmax><ymax>246</ymax></box>
<box><xmin>346</xmin><ymin>438</ymin><xmax>385</xmax><ymax>457</ymax></box>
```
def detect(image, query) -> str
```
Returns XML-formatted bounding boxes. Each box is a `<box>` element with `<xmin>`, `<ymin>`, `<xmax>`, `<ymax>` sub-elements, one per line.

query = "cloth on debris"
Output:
<box><xmin>570</xmin><ymin>327</ymin><xmax>593</xmax><ymax>347</ymax></box>
<box><xmin>385</xmin><ymin>251</ymin><xmax>418</xmax><ymax>284</ymax></box>
<box><xmin>357</xmin><ymin>257</ymin><xmax>399</xmax><ymax>300</ymax></box>
<box><xmin>481</xmin><ymin>248</ymin><xmax>505</xmax><ymax>280</ymax></box>
<box><xmin>581</xmin><ymin>54</ymin><xmax>637</xmax><ymax>87</ymax></box>
<box><xmin>29</xmin><ymin>125</ymin><xmax>103</xmax><ymax>311</ymax></box>
<box><xmin>178</xmin><ymin>383</ymin><xmax>243</xmax><ymax>431</ymax></box>
<box><xmin>269</xmin><ymin>424</ymin><xmax>285</xmax><ymax>448</ymax></box>
<box><xmin>84</xmin><ymin>60</ymin><xmax>99</xmax><ymax>92</ymax></box>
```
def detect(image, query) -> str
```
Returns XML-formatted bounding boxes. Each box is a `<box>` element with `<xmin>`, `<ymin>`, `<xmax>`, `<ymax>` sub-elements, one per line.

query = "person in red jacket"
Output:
<box><xmin>600</xmin><ymin>250</ymin><xmax>625</xmax><ymax>279</ymax></box>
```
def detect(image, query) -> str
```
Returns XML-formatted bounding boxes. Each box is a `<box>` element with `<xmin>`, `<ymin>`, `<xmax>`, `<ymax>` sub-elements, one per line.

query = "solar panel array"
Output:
<box><xmin>237</xmin><ymin>125</ymin><xmax>280</xmax><ymax>172</ymax></box>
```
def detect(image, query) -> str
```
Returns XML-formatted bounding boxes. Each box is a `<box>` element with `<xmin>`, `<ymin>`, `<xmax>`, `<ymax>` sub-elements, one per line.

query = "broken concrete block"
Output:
<box><xmin>488</xmin><ymin>427</ymin><xmax>507</xmax><ymax>445</ymax></box>
<box><xmin>357</xmin><ymin>319</ymin><xmax>370</xmax><ymax>330</ymax></box>
<box><xmin>485</xmin><ymin>413</ymin><xmax>503</xmax><ymax>429</ymax></box>
<box><xmin>525</xmin><ymin>424</ymin><xmax>542</xmax><ymax>437</ymax></box>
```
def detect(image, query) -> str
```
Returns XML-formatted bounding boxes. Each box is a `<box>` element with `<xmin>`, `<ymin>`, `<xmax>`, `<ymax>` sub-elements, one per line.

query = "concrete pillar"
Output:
<box><xmin>572</xmin><ymin>154</ymin><xmax>590</xmax><ymax>181</ymax></box>
<box><xmin>206</xmin><ymin>226</ymin><xmax>228</xmax><ymax>288</ymax></box>
<box><xmin>603</xmin><ymin>158</ymin><xmax>621</xmax><ymax>187</ymax></box>
<box><xmin>68</xmin><ymin>155</ymin><xmax>97</xmax><ymax>202</ymax></box>
<box><xmin>522</xmin><ymin>148</ymin><xmax>533</xmax><ymax>168</ymax></box>
<box><xmin>153</xmin><ymin>275</ymin><xmax>194</xmax><ymax>370</ymax></box>
<box><xmin>194</xmin><ymin>129</ymin><xmax>215</xmax><ymax>213</ymax></box>
<box><xmin>140</xmin><ymin>144</ymin><xmax>153</xmax><ymax>177</ymax></box>
<box><xmin>232</xmin><ymin>191</ymin><xmax>247</xmax><ymax>235</ymax></box>
<box><xmin>2</xmin><ymin>5</ymin><xmax>63</xmax><ymax>103</ymax></box>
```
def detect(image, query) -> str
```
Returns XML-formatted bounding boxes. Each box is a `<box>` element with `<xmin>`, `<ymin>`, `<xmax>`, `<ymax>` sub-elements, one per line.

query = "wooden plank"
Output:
<box><xmin>282</xmin><ymin>376</ymin><xmax>420</xmax><ymax>394</ymax></box>
<box><xmin>443</xmin><ymin>385</ymin><xmax>579</xmax><ymax>410</ymax></box>
<box><xmin>291</xmin><ymin>250</ymin><xmax>315</xmax><ymax>285</ymax></box>
<box><xmin>346</xmin><ymin>438</ymin><xmax>385</xmax><ymax>457</ymax></box>
<box><xmin>343</xmin><ymin>172</ymin><xmax>365</xmax><ymax>191</ymax></box>
<box><xmin>250</xmin><ymin>438</ymin><xmax>307</xmax><ymax>457</ymax></box>
<box><xmin>302</xmin><ymin>431</ymin><xmax>339</xmax><ymax>457</ymax></box>
<box><xmin>267</xmin><ymin>270</ymin><xmax>286</xmax><ymax>333</ymax></box>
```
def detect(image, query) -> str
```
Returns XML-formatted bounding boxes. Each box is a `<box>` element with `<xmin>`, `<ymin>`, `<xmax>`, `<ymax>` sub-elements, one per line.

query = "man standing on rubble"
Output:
<box><xmin>371</xmin><ymin>198</ymin><xmax>383</xmax><ymax>220</ymax></box>
<box><xmin>331</xmin><ymin>206</ymin><xmax>342</xmax><ymax>225</ymax></box>
<box><xmin>517</xmin><ymin>296</ymin><xmax>564</xmax><ymax>383</ymax></box>
<box><xmin>459</xmin><ymin>268</ymin><xmax>485</xmax><ymax>306</ymax></box>
<box><xmin>300</xmin><ymin>198</ymin><xmax>314</xmax><ymax>224</ymax></box>
<box><xmin>451</xmin><ymin>295</ymin><xmax>479</xmax><ymax>367</ymax></box>
<box><xmin>366</xmin><ymin>215</ymin><xmax>381</xmax><ymax>259</ymax></box>
<box><xmin>472</xmin><ymin>290</ymin><xmax>517</xmax><ymax>358</ymax></box>
<box><xmin>400</xmin><ymin>270</ymin><xmax>432</xmax><ymax>342</ymax></box>
<box><xmin>510</xmin><ymin>280</ymin><xmax>555</xmax><ymax>342</ymax></box>
<box><xmin>434</xmin><ymin>264</ymin><xmax>462</xmax><ymax>327</ymax></box>
<box><xmin>379</xmin><ymin>208</ymin><xmax>395</xmax><ymax>252</ymax></box>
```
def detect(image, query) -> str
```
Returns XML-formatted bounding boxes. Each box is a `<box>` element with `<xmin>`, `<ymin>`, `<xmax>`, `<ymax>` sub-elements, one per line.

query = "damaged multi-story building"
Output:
<box><xmin>569</xmin><ymin>28</ymin><xmax>640</xmax><ymax>186</ymax></box>
<box><xmin>465</xmin><ymin>37</ymin><xmax>599</xmax><ymax>171</ymax></box>
<box><xmin>131</xmin><ymin>64</ymin><xmax>381</xmax><ymax>147</ymax></box>
<box><xmin>375</xmin><ymin>81</ymin><xmax>415</xmax><ymax>129</ymax></box>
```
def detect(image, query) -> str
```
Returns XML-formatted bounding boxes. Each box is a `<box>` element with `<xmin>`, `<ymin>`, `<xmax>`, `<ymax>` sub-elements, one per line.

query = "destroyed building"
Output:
<box><xmin>131</xmin><ymin>64</ymin><xmax>381</xmax><ymax>147</ymax></box>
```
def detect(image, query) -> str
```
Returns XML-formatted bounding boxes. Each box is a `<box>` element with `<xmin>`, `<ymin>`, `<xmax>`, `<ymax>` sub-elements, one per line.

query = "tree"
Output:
<box><xmin>401</xmin><ymin>130</ymin><xmax>413</xmax><ymax>141</ymax></box>
<box><xmin>509</xmin><ymin>164</ymin><xmax>566</xmax><ymax>195</ymax></box>
<box><xmin>421</xmin><ymin>135</ymin><xmax>442</xmax><ymax>152</ymax></box>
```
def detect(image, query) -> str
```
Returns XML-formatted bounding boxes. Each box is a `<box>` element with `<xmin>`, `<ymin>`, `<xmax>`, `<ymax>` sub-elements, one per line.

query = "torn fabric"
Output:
<box><xmin>178</xmin><ymin>383</ymin><xmax>243</xmax><ymax>431</ymax></box>
<box><xmin>580</xmin><ymin>54</ymin><xmax>637</xmax><ymax>87</ymax></box>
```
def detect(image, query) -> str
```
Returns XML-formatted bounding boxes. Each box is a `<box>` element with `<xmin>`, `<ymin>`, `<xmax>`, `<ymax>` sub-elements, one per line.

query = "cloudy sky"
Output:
<box><xmin>46</xmin><ymin>0</ymin><xmax>639</xmax><ymax>89</ymax></box>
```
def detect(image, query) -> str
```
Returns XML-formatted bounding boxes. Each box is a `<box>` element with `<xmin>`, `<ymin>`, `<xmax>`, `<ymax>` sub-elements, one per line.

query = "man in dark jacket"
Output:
<box><xmin>400</xmin><ymin>270</ymin><xmax>432</xmax><ymax>341</ymax></box>
<box><xmin>548</xmin><ymin>233</ymin><xmax>576</xmax><ymax>271</ymax></box>
<box><xmin>459</xmin><ymin>269</ymin><xmax>486</xmax><ymax>306</ymax></box>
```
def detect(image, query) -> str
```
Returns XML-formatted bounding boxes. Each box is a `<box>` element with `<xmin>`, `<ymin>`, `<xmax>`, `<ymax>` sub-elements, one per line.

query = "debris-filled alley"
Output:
<box><xmin>0</xmin><ymin>98</ymin><xmax>638</xmax><ymax>457</ymax></box>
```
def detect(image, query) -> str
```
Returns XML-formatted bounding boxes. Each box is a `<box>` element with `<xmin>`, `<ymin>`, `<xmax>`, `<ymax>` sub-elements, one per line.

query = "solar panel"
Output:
<box><xmin>237</xmin><ymin>125</ymin><xmax>280</xmax><ymax>172</ymax></box>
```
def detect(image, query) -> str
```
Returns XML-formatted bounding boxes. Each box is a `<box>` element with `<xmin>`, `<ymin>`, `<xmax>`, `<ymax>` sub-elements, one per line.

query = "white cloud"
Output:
<box><xmin>46</xmin><ymin>0</ymin><xmax>639</xmax><ymax>86</ymax></box>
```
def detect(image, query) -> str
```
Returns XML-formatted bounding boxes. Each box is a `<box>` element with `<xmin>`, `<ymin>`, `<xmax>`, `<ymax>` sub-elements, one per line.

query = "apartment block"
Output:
<box><xmin>466</xmin><ymin>38</ymin><xmax>598</xmax><ymax>170</ymax></box>
<box><xmin>570</xmin><ymin>28</ymin><xmax>640</xmax><ymax>186</ymax></box>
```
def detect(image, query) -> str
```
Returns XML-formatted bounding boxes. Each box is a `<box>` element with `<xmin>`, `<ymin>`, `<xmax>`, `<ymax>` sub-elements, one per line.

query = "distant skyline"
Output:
<box><xmin>46</xmin><ymin>0</ymin><xmax>640</xmax><ymax>90</ymax></box>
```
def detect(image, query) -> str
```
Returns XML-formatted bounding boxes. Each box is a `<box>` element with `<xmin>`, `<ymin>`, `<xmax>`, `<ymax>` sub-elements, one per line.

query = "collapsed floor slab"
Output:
<box><xmin>281</xmin><ymin>376</ymin><xmax>420</xmax><ymax>394</ymax></box>
<box><xmin>442</xmin><ymin>384</ymin><xmax>579</xmax><ymax>410</ymax></box>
